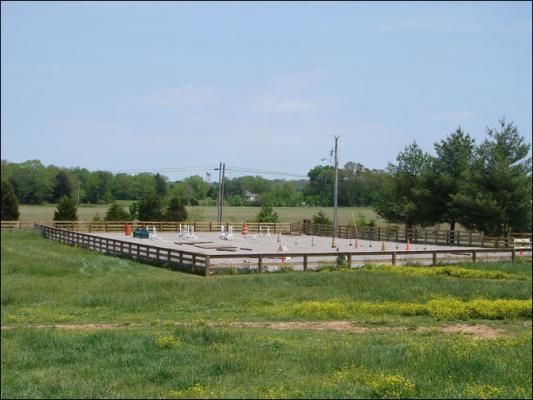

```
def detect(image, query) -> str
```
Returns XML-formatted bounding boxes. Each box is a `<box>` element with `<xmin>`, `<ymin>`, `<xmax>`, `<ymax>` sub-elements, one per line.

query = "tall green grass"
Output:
<box><xmin>1</xmin><ymin>326</ymin><xmax>531</xmax><ymax>399</ymax></box>
<box><xmin>2</xmin><ymin>231</ymin><xmax>531</xmax><ymax>325</ymax></box>
<box><xmin>2</xmin><ymin>231</ymin><xmax>532</xmax><ymax>399</ymax></box>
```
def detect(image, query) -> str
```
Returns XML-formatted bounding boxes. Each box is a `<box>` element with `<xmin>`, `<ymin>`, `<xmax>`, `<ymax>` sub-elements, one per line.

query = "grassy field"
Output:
<box><xmin>17</xmin><ymin>204</ymin><xmax>383</xmax><ymax>225</ymax></box>
<box><xmin>1</xmin><ymin>231</ymin><xmax>532</xmax><ymax>398</ymax></box>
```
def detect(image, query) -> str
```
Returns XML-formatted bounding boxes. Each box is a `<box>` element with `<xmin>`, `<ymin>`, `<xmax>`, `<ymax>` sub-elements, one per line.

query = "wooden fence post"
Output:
<box><xmin>192</xmin><ymin>254</ymin><xmax>197</xmax><ymax>273</ymax></box>
<box><xmin>391</xmin><ymin>252</ymin><xmax>397</xmax><ymax>266</ymax></box>
<box><xmin>347</xmin><ymin>253</ymin><xmax>352</xmax><ymax>269</ymax></box>
<box><xmin>303</xmin><ymin>254</ymin><xmax>308</xmax><ymax>272</ymax></box>
<box><xmin>258</xmin><ymin>255</ymin><xmax>263</xmax><ymax>273</ymax></box>
<box><xmin>472</xmin><ymin>251</ymin><xmax>477</xmax><ymax>263</ymax></box>
<box><xmin>511</xmin><ymin>249</ymin><xmax>516</xmax><ymax>263</ymax></box>
<box><xmin>204</xmin><ymin>255</ymin><xmax>210</xmax><ymax>277</ymax></box>
<box><xmin>432</xmin><ymin>252</ymin><xmax>437</xmax><ymax>266</ymax></box>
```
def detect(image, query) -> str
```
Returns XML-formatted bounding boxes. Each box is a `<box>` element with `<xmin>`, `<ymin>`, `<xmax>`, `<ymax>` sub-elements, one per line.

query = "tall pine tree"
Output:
<box><xmin>452</xmin><ymin>120</ymin><xmax>532</xmax><ymax>235</ymax></box>
<box><xmin>1</xmin><ymin>179</ymin><xmax>20</xmax><ymax>220</ymax></box>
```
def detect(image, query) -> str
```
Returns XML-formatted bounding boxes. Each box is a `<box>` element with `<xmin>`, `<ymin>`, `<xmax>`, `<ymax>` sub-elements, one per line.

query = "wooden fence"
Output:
<box><xmin>292</xmin><ymin>223</ymin><xmax>532</xmax><ymax>249</ymax></box>
<box><xmin>35</xmin><ymin>224</ymin><xmax>210</xmax><ymax>276</ymax></box>
<box><xmin>3</xmin><ymin>220</ymin><xmax>530</xmax><ymax>248</ymax></box>
<box><xmin>2</xmin><ymin>220</ymin><xmax>292</xmax><ymax>234</ymax></box>
<box><xmin>34</xmin><ymin>224</ymin><xmax>531</xmax><ymax>277</ymax></box>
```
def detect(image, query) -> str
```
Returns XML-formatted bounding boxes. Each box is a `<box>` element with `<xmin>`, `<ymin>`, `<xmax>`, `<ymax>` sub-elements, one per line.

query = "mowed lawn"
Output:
<box><xmin>1</xmin><ymin>231</ymin><xmax>532</xmax><ymax>399</ymax></box>
<box><xmin>17</xmin><ymin>204</ymin><xmax>382</xmax><ymax>225</ymax></box>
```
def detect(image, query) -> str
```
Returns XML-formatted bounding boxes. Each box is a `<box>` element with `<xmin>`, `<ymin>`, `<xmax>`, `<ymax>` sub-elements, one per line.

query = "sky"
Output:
<box><xmin>1</xmin><ymin>1</ymin><xmax>532</xmax><ymax>181</ymax></box>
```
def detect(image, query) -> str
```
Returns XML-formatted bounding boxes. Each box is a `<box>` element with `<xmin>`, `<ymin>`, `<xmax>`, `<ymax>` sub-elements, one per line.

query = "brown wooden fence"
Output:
<box><xmin>35</xmin><ymin>224</ymin><xmax>211</xmax><ymax>276</ymax></box>
<box><xmin>2</xmin><ymin>220</ymin><xmax>292</xmax><ymax>234</ymax></box>
<box><xmin>4</xmin><ymin>220</ymin><xmax>530</xmax><ymax>248</ymax></box>
<box><xmin>34</xmin><ymin>224</ymin><xmax>531</xmax><ymax>277</ymax></box>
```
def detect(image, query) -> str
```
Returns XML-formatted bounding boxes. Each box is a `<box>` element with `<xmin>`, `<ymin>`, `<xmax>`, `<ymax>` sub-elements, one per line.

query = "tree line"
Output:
<box><xmin>1</xmin><ymin>119</ymin><xmax>531</xmax><ymax>235</ymax></box>
<box><xmin>0</xmin><ymin>161</ymin><xmax>385</xmax><ymax>208</ymax></box>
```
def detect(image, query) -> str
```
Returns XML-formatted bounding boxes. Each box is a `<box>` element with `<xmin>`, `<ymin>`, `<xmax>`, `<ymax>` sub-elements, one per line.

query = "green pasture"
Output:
<box><xmin>1</xmin><ymin>231</ymin><xmax>531</xmax><ymax>398</ymax></box>
<box><xmin>17</xmin><ymin>204</ymin><xmax>382</xmax><ymax>225</ymax></box>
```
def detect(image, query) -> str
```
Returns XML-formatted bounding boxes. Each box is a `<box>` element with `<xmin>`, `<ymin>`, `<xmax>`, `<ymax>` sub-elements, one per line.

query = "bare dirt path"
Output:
<box><xmin>1</xmin><ymin>321</ymin><xmax>508</xmax><ymax>339</ymax></box>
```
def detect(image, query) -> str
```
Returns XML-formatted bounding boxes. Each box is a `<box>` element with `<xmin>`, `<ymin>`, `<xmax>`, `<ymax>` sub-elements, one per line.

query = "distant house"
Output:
<box><xmin>244</xmin><ymin>190</ymin><xmax>258</xmax><ymax>202</ymax></box>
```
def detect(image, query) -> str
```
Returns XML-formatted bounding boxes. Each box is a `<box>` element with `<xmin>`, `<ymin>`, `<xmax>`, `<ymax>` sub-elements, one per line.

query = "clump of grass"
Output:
<box><xmin>325</xmin><ymin>365</ymin><xmax>417</xmax><ymax>399</ymax></box>
<box><xmin>360</xmin><ymin>265</ymin><xmax>525</xmax><ymax>281</ymax></box>
<box><xmin>155</xmin><ymin>335</ymin><xmax>181</xmax><ymax>349</ymax></box>
<box><xmin>257</xmin><ymin>298</ymin><xmax>532</xmax><ymax>320</ymax></box>
<box><xmin>168</xmin><ymin>384</ymin><xmax>215</xmax><ymax>399</ymax></box>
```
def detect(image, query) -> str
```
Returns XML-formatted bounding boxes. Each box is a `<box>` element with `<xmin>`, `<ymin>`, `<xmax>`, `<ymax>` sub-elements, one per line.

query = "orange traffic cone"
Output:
<box><xmin>406</xmin><ymin>239</ymin><xmax>411</xmax><ymax>251</ymax></box>
<box><xmin>242</xmin><ymin>223</ymin><xmax>249</xmax><ymax>235</ymax></box>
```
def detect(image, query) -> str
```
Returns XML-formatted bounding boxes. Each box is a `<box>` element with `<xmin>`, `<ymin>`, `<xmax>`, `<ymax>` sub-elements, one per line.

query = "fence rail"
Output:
<box><xmin>34</xmin><ymin>224</ymin><xmax>531</xmax><ymax>277</ymax></box>
<box><xmin>3</xmin><ymin>220</ymin><xmax>531</xmax><ymax>248</ymax></box>
<box><xmin>35</xmin><ymin>224</ymin><xmax>210</xmax><ymax>276</ymax></box>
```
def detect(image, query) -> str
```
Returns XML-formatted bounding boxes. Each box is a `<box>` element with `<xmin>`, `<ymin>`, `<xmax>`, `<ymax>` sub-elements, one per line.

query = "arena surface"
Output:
<box><xmin>87</xmin><ymin>230</ymin><xmax>515</xmax><ymax>269</ymax></box>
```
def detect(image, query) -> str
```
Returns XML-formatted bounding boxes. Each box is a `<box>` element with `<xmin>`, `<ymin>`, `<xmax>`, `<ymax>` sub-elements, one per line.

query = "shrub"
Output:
<box><xmin>138</xmin><ymin>192</ymin><xmax>164</xmax><ymax>220</ymax></box>
<box><xmin>105</xmin><ymin>202</ymin><xmax>130</xmax><ymax>221</ymax></box>
<box><xmin>256</xmin><ymin>204</ymin><xmax>279</xmax><ymax>223</ymax></box>
<box><xmin>312</xmin><ymin>210</ymin><xmax>331</xmax><ymax>226</ymax></box>
<box><xmin>129</xmin><ymin>202</ymin><xmax>139</xmax><ymax>220</ymax></box>
<box><xmin>54</xmin><ymin>196</ymin><xmax>78</xmax><ymax>221</ymax></box>
<box><xmin>166</xmin><ymin>197</ymin><xmax>187</xmax><ymax>221</ymax></box>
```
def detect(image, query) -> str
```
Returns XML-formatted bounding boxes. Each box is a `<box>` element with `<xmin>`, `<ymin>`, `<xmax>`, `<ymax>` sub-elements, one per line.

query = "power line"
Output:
<box><xmin>105</xmin><ymin>165</ymin><xmax>308</xmax><ymax>179</ymax></box>
<box><xmin>108</xmin><ymin>166</ymin><xmax>217</xmax><ymax>174</ymax></box>
<box><xmin>226</xmin><ymin>166</ymin><xmax>308</xmax><ymax>179</ymax></box>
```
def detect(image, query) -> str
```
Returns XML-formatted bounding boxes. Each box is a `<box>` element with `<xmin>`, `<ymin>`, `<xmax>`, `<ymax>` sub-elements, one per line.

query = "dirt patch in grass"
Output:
<box><xmin>1</xmin><ymin>321</ymin><xmax>509</xmax><ymax>339</ymax></box>
<box><xmin>437</xmin><ymin>323</ymin><xmax>505</xmax><ymax>339</ymax></box>
<box><xmin>229</xmin><ymin>321</ymin><xmax>506</xmax><ymax>339</ymax></box>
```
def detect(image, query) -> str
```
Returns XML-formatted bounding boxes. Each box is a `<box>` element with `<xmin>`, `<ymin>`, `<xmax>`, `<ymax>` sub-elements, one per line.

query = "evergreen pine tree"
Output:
<box><xmin>1</xmin><ymin>179</ymin><xmax>20</xmax><ymax>220</ymax></box>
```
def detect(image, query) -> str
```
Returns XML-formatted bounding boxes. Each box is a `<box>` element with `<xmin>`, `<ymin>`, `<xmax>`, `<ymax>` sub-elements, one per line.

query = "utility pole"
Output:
<box><xmin>220</xmin><ymin>163</ymin><xmax>225</xmax><ymax>223</ymax></box>
<box><xmin>332</xmin><ymin>135</ymin><xmax>339</xmax><ymax>248</ymax></box>
<box><xmin>215</xmin><ymin>162</ymin><xmax>226</xmax><ymax>224</ymax></box>
<box><xmin>216</xmin><ymin>162</ymin><xmax>222</xmax><ymax>223</ymax></box>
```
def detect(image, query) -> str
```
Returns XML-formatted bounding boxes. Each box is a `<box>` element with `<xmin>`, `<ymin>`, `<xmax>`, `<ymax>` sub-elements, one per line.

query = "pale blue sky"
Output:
<box><xmin>2</xmin><ymin>1</ymin><xmax>531</xmax><ymax>180</ymax></box>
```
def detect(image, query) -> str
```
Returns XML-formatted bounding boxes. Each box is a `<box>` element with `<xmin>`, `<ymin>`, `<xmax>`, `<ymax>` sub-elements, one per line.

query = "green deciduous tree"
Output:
<box><xmin>54</xmin><ymin>196</ymin><xmax>78</xmax><ymax>221</ymax></box>
<box><xmin>1</xmin><ymin>179</ymin><xmax>20</xmax><ymax>220</ymax></box>
<box><xmin>452</xmin><ymin>120</ymin><xmax>532</xmax><ymax>235</ymax></box>
<box><xmin>154</xmin><ymin>173</ymin><xmax>167</xmax><ymax>197</ymax></box>
<box><xmin>52</xmin><ymin>171</ymin><xmax>73</xmax><ymax>201</ymax></box>
<box><xmin>166</xmin><ymin>197</ymin><xmax>188</xmax><ymax>221</ymax></box>
<box><xmin>105</xmin><ymin>202</ymin><xmax>130</xmax><ymax>221</ymax></box>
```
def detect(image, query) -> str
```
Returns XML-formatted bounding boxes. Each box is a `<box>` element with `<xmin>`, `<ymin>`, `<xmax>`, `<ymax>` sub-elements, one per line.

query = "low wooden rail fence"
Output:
<box><xmin>4</xmin><ymin>221</ymin><xmax>292</xmax><ymax>234</ymax></box>
<box><xmin>35</xmin><ymin>224</ymin><xmax>210</xmax><ymax>276</ymax></box>
<box><xmin>293</xmin><ymin>223</ymin><xmax>532</xmax><ymax>249</ymax></box>
<box><xmin>3</xmin><ymin>220</ymin><xmax>529</xmax><ymax>248</ymax></box>
<box><xmin>35</xmin><ymin>224</ymin><xmax>531</xmax><ymax>277</ymax></box>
